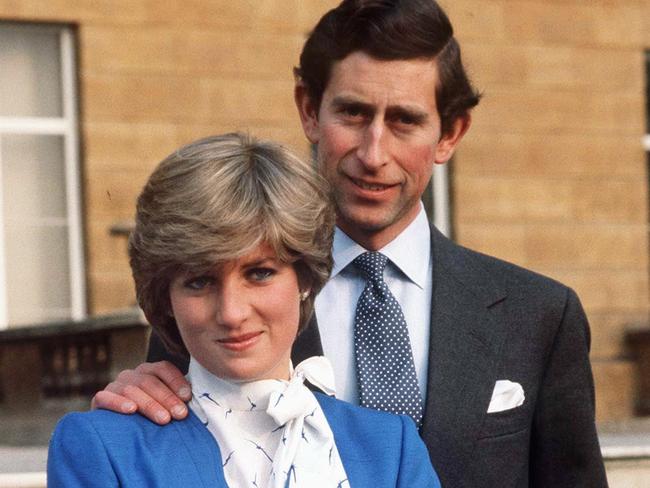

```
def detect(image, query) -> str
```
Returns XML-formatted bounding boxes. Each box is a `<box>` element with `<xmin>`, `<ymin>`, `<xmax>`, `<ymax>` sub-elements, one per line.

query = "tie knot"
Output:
<box><xmin>353</xmin><ymin>252</ymin><xmax>388</xmax><ymax>283</ymax></box>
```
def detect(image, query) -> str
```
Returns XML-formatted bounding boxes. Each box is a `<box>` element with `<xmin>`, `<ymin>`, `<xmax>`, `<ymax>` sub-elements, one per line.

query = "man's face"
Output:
<box><xmin>296</xmin><ymin>51</ymin><xmax>467</xmax><ymax>250</ymax></box>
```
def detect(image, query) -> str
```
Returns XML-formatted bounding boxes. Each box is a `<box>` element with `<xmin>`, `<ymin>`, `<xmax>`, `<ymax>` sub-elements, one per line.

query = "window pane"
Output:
<box><xmin>646</xmin><ymin>50</ymin><xmax>650</xmax><ymax>133</ymax></box>
<box><xmin>0</xmin><ymin>134</ymin><xmax>71</xmax><ymax>325</ymax></box>
<box><xmin>1</xmin><ymin>134</ymin><xmax>67</xmax><ymax>220</ymax></box>
<box><xmin>0</xmin><ymin>23</ymin><xmax>63</xmax><ymax>117</ymax></box>
<box><xmin>4</xmin><ymin>224</ymin><xmax>71</xmax><ymax>325</ymax></box>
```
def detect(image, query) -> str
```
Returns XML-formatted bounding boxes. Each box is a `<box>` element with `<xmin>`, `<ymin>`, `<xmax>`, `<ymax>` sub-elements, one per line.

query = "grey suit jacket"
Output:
<box><xmin>148</xmin><ymin>226</ymin><xmax>608</xmax><ymax>487</ymax></box>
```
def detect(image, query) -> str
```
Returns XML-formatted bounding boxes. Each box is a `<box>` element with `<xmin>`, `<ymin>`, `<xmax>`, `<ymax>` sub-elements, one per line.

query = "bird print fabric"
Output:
<box><xmin>187</xmin><ymin>357</ymin><xmax>349</xmax><ymax>488</ymax></box>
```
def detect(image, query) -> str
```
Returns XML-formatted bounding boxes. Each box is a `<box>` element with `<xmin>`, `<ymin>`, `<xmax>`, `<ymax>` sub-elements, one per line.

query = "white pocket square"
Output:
<box><xmin>487</xmin><ymin>380</ymin><xmax>525</xmax><ymax>413</ymax></box>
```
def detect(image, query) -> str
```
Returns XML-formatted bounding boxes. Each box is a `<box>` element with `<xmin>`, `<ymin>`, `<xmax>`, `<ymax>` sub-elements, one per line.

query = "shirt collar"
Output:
<box><xmin>330</xmin><ymin>203</ymin><xmax>431</xmax><ymax>289</ymax></box>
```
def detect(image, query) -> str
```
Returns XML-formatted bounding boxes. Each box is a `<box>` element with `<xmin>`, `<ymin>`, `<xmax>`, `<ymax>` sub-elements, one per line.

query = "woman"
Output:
<box><xmin>48</xmin><ymin>133</ymin><xmax>440</xmax><ymax>487</ymax></box>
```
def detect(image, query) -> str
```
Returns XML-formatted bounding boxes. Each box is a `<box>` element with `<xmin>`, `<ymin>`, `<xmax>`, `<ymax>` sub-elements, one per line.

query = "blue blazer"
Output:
<box><xmin>48</xmin><ymin>392</ymin><xmax>440</xmax><ymax>487</ymax></box>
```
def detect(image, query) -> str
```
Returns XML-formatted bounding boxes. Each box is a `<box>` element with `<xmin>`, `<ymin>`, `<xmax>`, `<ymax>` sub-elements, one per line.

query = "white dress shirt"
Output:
<box><xmin>314</xmin><ymin>204</ymin><xmax>433</xmax><ymax>405</ymax></box>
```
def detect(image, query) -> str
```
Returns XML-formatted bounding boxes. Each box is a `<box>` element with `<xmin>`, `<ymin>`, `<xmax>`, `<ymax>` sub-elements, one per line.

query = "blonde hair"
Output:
<box><xmin>129</xmin><ymin>133</ymin><xmax>335</xmax><ymax>358</ymax></box>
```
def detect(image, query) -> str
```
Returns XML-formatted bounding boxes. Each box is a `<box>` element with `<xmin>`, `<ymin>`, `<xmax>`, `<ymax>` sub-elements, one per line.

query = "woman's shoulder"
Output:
<box><xmin>48</xmin><ymin>410</ymin><xmax>224</xmax><ymax>486</ymax></box>
<box><xmin>52</xmin><ymin>408</ymin><xmax>210</xmax><ymax>451</ymax></box>
<box><xmin>314</xmin><ymin>392</ymin><xmax>404</xmax><ymax>419</ymax></box>
<box><xmin>54</xmin><ymin>409</ymin><xmax>164</xmax><ymax>436</ymax></box>
<box><xmin>313</xmin><ymin>393</ymin><xmax>440</xmax><ymax>487</ymax></box>
<box><xmin>313</xmin><ymin>392</ymin><xmax>414</xmax><ymax>438</ymax></box>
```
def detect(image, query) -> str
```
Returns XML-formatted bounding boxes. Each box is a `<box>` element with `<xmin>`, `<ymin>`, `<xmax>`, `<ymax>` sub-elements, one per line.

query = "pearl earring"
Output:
<box><xmin>299</xmin><ymin>291</ymin><xmax>310</xmax><ymax>302</ymax></box>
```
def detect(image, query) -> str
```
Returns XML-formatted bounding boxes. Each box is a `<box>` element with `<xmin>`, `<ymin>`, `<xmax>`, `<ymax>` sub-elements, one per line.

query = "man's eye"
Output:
<box><xmin>397</xmin><ymin>116</ymin><xmax>416</xmax><ymax>125</ymax></box>
<box><xmin>393</xmin><ymin>114</ymin><xmax>420</xmax><ymax>127</ymax></box>
<box><xmin>340</xmin><ymin>106</ymin><xmax>365</xmax><ymax>118</ymax></box>
<box><xmin>248</xmin><ymin>267</ymin><xmax>275</xmax><ymax>282</ymax></box>
<box><xmin>184</xmin><ymin>276</ymin><xmax>214</xmax><ymax>290</ymax></box>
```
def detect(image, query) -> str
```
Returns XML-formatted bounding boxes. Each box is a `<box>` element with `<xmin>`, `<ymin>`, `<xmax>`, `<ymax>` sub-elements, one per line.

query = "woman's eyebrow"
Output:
<box><xmin>241</xmin><ymin>256</ymin><xmax>277</xmax><ymax>267</ymax></box>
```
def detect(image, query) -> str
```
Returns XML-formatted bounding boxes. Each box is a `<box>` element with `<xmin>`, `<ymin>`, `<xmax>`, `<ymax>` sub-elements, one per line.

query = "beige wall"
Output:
<box><xmin>1</xmin><ymin>0</ymin><xmax>648</xmax><ymax>421</ymax></box>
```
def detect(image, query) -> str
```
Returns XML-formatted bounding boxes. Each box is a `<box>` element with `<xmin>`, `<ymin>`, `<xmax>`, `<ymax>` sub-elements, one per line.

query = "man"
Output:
<box><xmin>93</xmin><ymin>1</ymin><xmax>608</xmax><ymax>486</ymax></box>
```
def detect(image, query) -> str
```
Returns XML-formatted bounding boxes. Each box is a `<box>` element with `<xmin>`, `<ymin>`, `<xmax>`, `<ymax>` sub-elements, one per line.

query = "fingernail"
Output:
<box><xmin>155</xmin><ymin>411</ymin><xmax>170</xmax><ymax>424</ymax></box>
<box><xmin>122</xmin><ymin>401</ymin><xmax>136</xmax><ymax>413</ymax></box>
<box><xmin>172</xmin><ymin>404</ymin><xmax>187</xmax><ymax>417</ymax></box>
<box><xmin>178</xmin><ymin>386</ymin><xmax>191</xmax><ymax>398</ymax></box>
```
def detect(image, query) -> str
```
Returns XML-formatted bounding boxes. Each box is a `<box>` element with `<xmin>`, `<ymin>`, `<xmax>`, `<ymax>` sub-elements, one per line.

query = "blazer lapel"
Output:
<box><xmin>420</xmin><ymin>227</ymin><xmax>509</xmax><ymax>470</ymax></box>
<box><xmin>172</xmin><ymin>411</ymin><xmax>228</xmax><ymax>487</ymax></box>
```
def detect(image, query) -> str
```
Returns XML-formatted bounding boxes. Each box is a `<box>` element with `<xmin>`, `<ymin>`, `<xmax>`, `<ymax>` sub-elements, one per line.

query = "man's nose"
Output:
<box><xmin>214</xmin><ymin>281</ymin><xmax>248</xmax><ymax>328</ymax></box>
<box><xmin>356</xmin><ymin>120</ymin><xmax>388</xmax><ymax>169</ymax></box>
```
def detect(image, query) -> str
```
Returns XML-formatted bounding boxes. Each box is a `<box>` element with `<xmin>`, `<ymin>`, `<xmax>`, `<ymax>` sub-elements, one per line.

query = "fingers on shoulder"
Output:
<box><xmin>137</xmin><ymin>361</ymin><xmax>191</xmax><ymax>398</ymax></box>
<box><xmin>91</xmin><ymin>390</ymin><xmax>137</xmax><ymax>413</ymax></box>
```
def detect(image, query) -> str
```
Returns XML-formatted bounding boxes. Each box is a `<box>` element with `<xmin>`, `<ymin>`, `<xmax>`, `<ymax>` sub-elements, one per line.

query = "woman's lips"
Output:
<box><xmin>217</xmin><ymin>332</ymin><xmax>262</xmax><ymax>352</ymax></box>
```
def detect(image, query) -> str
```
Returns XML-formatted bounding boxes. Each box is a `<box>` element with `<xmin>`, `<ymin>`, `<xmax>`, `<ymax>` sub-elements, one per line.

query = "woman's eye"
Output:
<box><xmin>248</xmin><ymin>267</ymin><xmax>275</xmax><ymax>282</ymax></box>
<box><xmin>184</xmin><ymin>276</ymin><xmax>214</xmax><ymax>290</ymax></box>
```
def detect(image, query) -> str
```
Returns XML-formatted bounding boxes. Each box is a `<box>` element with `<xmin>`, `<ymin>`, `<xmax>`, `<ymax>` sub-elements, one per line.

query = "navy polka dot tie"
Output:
<box><xmin>353</xmin><ymin>251</ymin><xmax>423</xmax><ymax>427</ymax></box>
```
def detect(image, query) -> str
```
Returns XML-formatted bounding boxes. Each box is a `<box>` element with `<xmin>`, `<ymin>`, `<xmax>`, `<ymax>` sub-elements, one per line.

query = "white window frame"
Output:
<box><xmin>430</xmin><ymin>164</ymin><xmax>451</xmax><ymax>237</ymax></box>
<box><xmin>0</xmin><ymin>25</ymin><xmax>85</xmax><ymax>328</ymax></box>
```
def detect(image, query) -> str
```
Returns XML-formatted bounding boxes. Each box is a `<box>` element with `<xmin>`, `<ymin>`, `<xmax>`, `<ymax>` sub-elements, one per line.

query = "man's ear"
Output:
<box><xmin>434</xmin><ymin>114</ymin><xmax>471</xmax><ymax>164</ymax></box>
<box><xmin>294</xmin><ymin>82</ymin><xmax>320</xmax><ymax>145</ymax></box>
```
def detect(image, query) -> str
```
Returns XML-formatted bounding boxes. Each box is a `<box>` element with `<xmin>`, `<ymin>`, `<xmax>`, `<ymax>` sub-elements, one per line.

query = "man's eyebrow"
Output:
<box><xmin>331</xmin><ymin>96</ymin><xmax>374</xmax><ymax>112</ymax></box>
<box><xmin>331</xmin><ymin>96</ymin><xmax>428</xmax><ymax>123</ymax></box>
<box><xmin>386</xmin><ymin>106</ymin><xmax>428</xmax><ymax>124</ymax></box>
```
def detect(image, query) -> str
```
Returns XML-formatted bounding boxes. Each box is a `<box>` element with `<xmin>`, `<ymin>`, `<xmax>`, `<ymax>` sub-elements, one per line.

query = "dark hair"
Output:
<box><xmin>295</xmin><ymin>0</ymin><xmax>481</xmax><ymax>136</ymax></box>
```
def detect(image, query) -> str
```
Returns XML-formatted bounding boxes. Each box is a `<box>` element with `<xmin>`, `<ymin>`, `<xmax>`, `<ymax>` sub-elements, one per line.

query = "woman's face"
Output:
<box><xmin>169</xmin><ymin>243</ymin><xmax>302</xmax><ymax>382</ymax></box>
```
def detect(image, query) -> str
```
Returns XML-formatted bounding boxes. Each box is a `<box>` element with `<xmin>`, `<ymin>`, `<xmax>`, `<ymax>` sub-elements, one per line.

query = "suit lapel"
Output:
<box><xmin>420</xmin><ymin>227</ymin><xmax>509</xmax><ymax>468</ymax></box>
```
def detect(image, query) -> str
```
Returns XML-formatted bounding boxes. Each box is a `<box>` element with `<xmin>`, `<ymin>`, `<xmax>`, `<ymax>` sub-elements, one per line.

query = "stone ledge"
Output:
<box><xmin>599</xmin><ymin>418</ymin><xmax>650</xmax><ymax>460</ymax></box>
<box><xmin>0</xmin><ymin>308</ymin><xmax>147</xmax><ymax>344</ymax></box>
<box><xmin>0</xmin><ymin>472</ymin><xmax>45</xmax><ymax>488</ymax></box>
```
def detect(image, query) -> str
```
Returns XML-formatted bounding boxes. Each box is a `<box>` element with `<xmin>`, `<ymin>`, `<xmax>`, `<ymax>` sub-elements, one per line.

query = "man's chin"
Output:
<box><xmin>336</xmin><ymin>208</ymin><xmax>399</xmax><ymax>244</ymax></box>
<box><xmin>335</xmin><ymin>202</ymin><xmax>420</xmax><ymax>248</ymax></box>
<box><xmin>338</xmin><ymin>210</ymin><xmax>392</xmax><ymax>234</ymax></box>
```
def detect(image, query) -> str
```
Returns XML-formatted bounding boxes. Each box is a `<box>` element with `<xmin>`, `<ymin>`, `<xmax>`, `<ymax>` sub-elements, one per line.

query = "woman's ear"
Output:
<box><xmin>434</xmin><ymin>114</ymin><xmax>471</xmax><ymax>164</ymax></box>
<box><xmin>294</xmin><ymin>82</ymin><xmax>321</xmax><ymax>145</ymax></box>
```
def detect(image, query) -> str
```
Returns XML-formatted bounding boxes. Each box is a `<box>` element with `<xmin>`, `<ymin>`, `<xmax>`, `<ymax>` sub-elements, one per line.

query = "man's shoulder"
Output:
<box><xmin>432</xmin><ymin>227</ymin><xmax>571</xmax><ymax>301</ymax></box>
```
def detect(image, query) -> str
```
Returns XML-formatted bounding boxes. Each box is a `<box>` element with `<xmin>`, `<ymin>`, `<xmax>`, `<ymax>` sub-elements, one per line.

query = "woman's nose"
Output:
<box><xmin>214</xmin><ymin>282</ymin><xmax>248</xmax><ymax>328</ymax></box>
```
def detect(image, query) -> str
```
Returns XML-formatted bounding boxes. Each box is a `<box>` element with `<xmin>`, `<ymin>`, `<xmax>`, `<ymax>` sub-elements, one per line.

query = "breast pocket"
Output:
<box><xmin>478</xmin><ymin>403</ymin><xmax>532</xmax><ymax>439</ymax></box>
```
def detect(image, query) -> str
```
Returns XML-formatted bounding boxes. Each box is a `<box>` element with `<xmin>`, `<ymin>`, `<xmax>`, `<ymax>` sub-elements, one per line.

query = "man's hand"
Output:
<box><xmin>91</xmin><ymin>361</ymin><xmax>192</xmax><ymax>425</ymax></box>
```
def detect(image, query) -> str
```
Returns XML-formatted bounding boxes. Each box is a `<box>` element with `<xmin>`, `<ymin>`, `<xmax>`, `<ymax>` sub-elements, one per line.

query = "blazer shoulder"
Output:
<box><xmin>51</xmin><ymin>408</ymin><xmax>217</xmax><ymax>462</ymax></box>
<box><xmin>49</xmin><ymin>410</ymin><xmax>223</xmax><ymax>487</ymax></box>
<box><xmin>52</xmin><ymin>409</ymin><xmax>146</xmax><ymax>441</ymax></box>
<box><xmin>54</xmin><ymin>409</ymin><xmax>164</xmax><ymax>438</ymax></box>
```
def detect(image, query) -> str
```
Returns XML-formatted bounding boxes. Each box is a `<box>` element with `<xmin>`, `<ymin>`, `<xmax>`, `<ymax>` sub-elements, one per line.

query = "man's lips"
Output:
<box><xmin>348</xmin><ymin>176</ymin><xmax>398</xmax><ymax>192</ymax></box>
<box><xmin>217</xmin><ymin>332</ymin><xmax>262</xmax><ymax>351</ymax></box>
